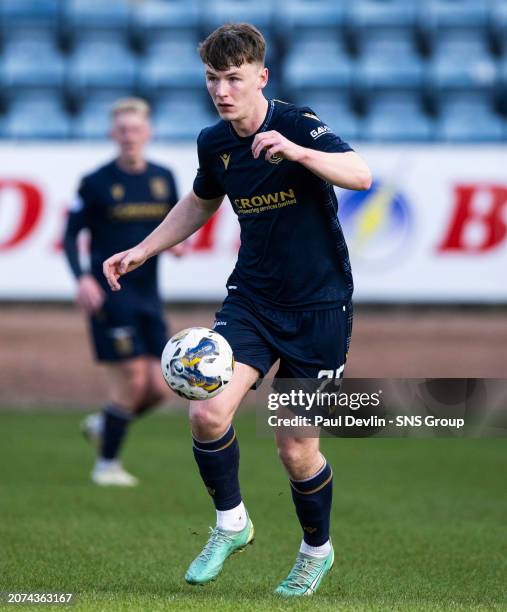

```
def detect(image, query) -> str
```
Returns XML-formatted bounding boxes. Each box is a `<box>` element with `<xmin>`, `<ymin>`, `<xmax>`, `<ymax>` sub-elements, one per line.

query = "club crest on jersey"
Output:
<box><xmin>268</xmin><ymin>153</ymin><xmax>283</xmax><ymax>165</ymax></box>
<box><xmin>150</xmin><ymin>177</ymin><xmax>169</xmax><ymax>200</ymax></box>
<box><xmin>220</xmin><ymin>153</ymin><xmax>231</xmax><ymax>169</ymax></box>
<box><xmin>111</xmin><ymin>184</ymin><xmax>124</xmax><ymax>201</ymax></box>
<box><xmin>310</xmin><ymin>125</ymin><xmax>331</xmax><ymax>140</ymax></box>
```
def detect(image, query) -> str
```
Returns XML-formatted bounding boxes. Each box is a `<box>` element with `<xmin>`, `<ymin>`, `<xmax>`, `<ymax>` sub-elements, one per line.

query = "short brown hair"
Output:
<box><xmin>111</xmin><ymin>97</ymin><xmax>150</xmax><ymax>119</ymax></box>
<box><xmin>198</xmin><ymin>23</ymin><xmax>266</xmax><ymax>70</ymax></box>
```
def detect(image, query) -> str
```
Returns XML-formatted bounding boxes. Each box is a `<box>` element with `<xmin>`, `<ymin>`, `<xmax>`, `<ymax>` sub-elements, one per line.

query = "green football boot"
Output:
<box><xmin>274</xmin><ymin>547</ymin><xmax>334</xmax><ymax>596</ymax></box>
<box><xmin>184</xmin><ymin>518</ymin><xmax>255</xmax><ymax>585</ymax></box>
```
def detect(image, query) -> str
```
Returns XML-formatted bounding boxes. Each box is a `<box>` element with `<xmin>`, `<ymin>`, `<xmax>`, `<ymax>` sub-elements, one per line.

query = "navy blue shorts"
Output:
<box><xmin>89</xmin><ymin>291</ymin><xmax>168</xmax><ymax>362</ymax></box>
<box><xmin>213</xmin><ymin>294</ymin><xmax>353</xmax><ymax>381</ymax></box>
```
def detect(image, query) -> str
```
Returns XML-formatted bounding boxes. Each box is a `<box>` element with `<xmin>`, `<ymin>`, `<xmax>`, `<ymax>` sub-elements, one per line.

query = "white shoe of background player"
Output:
<box><xmin>91</xmin><ymin>460</ymin><xmax>139</xmax><ymax>487</ymax></box>
<box><xmin>80</xmin><ymin>412</ymin><xmax>104</xmax><ymax>447</ymax></box>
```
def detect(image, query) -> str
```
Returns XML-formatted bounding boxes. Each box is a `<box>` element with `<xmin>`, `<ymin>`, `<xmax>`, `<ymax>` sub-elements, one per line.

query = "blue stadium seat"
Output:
<box><xmin>437</xmin><ymin>91</ymin><xmax>494</xmax><ymax>115</ymax></box>
<box><xmin>348</xmin><ymin>0</ymin><xmax>417</xmax><ymax>28</ymax></box>
<box><xmin>420</xmin><ymin>0</ymin><xmax>490</xmax><ymax>56</ymax></box>
<box><xmin>366</xmin><ymin>90</ymin><xmax>425</xmax><ymax>115</ymax></box>
<box><xmin>132</xmin><ymin>0</ymin><xmax>200</xmax><ymax>46</ymax></box>
<box><xmin>355</xmin><ymin>49</ymin><xmax>424</xmax><ymax>94</ymax></box>
<box><xmin>362</xmin><ymin>105</ymin><xmax>434</xmax><ymax>142</ymax></box>
<box><xmin>283</xmin><ymin>36</ymin><xmax>353</xmax><ymax>91</ymax></box>
<box><xmin>357</xmin><ymin>28</ymin><xmax>419</xmax><ymax>59</ymax></box>
<box><xmin>437</xmin><ymin>108</ymin><xmax>504</xmax><ymax>142</ymax></box>
<box><xmin>1</xmin><ymin>21</ymin><xmax>59</xmax><ymax>49</ymax></box>
<box><xmin>280</xmin><ymin>0</ymin><xmax>345</xmax><ymax>36</ymax></box>
<box><xmin>72</xmin><ymin>90</ymin><xmax>133</xmax><ymax>139</ymax></box>
<box><xmin>72</xmin><ymin>110</ymin><xmax>110</xmax><ymax>140</ymax></box>
<box><xmin>422</xmin><ymin>0</ymin><xmax>490</xmax><ymax>29</ymax></box>
<box><xmin>152</xmin><ymin>98</ymin><xmax>217</xmax><ymax>140</ymax></box>
<box><xmin>427</xmin><ymin>36</ymin><xmax>497</xmax><ymax>93</ymax></box>
<box><xmin>68</xmin><ymin>29</ymin><xmax>130</xmax><ymax>50</ymax></box>
<box><xmin>432</xmin><ymin>31</ymin><xmax>491</xmax><ymax>59</ymax></box>
<box><xmin>348</xmin><ymin>1</ymin><xmax>418</xmax><ymax>55</ymax></box>
<box><xmin>62</xmin><ymin>0</ymin><xmax>131</xmax><ymax>30</ymax></box>
<box><xmin>139</xmin><ymin>39</ymin><xmax>203</xmax><ymax>94</ymax></box>
<box><xmin>67</xmin><ymin>39</ymin><xmax>138</xmax><ymax>93</ymax></box>
<box><xmin>4</xmin><ymin>93</ymin><xmax>71</xmax><ymax>139</ymax></box>
<box><xmin>203</xmin><ymin>0</ymin><xmax>274</xmax><ymax>35</ymax></box>
<box><xmin>62</xmin><ymin>0</ymin><xmax>132</xmax><ymax>49</ymax></box>
<box><xmin>1</xmin><ymin>36</ymin><xmax>65</xmax><ymax>90</ymax></box>
<box><xmin>0</xmin><ymin>0</ymin><xmax>60</xmax><ymax>29</ymax></box>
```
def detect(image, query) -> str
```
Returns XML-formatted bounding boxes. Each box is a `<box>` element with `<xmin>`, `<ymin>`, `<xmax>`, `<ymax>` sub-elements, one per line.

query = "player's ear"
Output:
<box><xmin>259</xmin><ymin>66</ymin><xmax>268</xmax><ymax>90</ymax></box>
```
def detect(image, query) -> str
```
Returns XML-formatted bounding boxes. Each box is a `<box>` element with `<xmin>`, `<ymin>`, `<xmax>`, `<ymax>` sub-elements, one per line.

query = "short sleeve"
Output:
<box><xmin>192</xmin><ymin>130</ymin><xmax>226</xmax><ymax>200</ymax></box>
<box><xmin>293</xmin><ymin>109</ymin><xmax>353</xmax><ymax>153</ymax></box>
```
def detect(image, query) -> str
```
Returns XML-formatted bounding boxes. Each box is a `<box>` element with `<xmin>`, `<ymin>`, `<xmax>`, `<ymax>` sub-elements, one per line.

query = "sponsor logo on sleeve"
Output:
<box><xmin>310</xmin><ymin>125</ymin><xmax>331</xmax><ymax>140</ymax></box>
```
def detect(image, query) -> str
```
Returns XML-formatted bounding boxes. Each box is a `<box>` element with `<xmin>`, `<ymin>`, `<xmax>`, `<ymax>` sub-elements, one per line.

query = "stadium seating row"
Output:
<box><xmin>1</xmin><ymin>0</ymin><xmax>507</xmax><ymax>55</ymax></box>
<box><xmin>1</xmin><ymin>0</ymin><xmax>507</xmax><ymax>141</ymax></box>
<box><xmin>1</xmin><ymin>90</ymin><xmax>506</xmax><ymax>142</ymax></box>
<box><xmin>2</xmin><ymin>34</ymin><xmax>507</xmax><ymax>97</ymax></box>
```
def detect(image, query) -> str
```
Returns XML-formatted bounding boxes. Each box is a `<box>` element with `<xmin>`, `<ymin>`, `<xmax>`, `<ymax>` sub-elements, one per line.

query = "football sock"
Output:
<box><xmin>100</xmin><ymin>404</ymin><xmax>133</xmax><ymax>460</ymax></box>
<box><xmin>289</xmin><ymin>459</ymin><xmax>333</xmax><ymax>547</ymax></box>
<box><xmin>216</xmin><ymin>501</ymin><xmax>248</xmax><ymax>532</ymax></box>
<box><xmin>192</xmin><ymin>424</ymin><xmax>242</xmax><ymax>511</ymax></box>
<box><xmin>300</xmin><ymin>539</ymin><xmax>332</xmax><ymax>558</ymax></box>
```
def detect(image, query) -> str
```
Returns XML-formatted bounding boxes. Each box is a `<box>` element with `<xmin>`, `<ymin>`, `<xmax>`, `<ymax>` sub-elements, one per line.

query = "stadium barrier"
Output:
<box><xmin>0</xmin><ymin>143</ymin><xmax>506</xmax><ymax>302</ymax></box>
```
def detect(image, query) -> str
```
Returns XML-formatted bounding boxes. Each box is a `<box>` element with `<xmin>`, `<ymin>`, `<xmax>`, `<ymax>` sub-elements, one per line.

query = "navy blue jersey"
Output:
<box><xmin>193</xmin><ymin>99</ymin><xmax>354</xmax><ymax>310</ymax></box>
<box><xmin>64</xmin><ymin>160</ymin><xmax>178</xmax><ymax>293</ymax></box>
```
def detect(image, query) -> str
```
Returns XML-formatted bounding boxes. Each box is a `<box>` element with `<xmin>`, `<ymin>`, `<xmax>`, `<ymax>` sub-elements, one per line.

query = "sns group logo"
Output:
<box><xmin>338</xmin><ymin>180</ymin><xmax>413</xmax><ymax>268</ymax></box>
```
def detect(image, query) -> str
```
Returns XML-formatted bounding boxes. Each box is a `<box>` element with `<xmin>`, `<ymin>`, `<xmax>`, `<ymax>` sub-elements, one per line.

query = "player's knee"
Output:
<box><xmin>123</xmin><ymin>371</ymin><xmax>149</xmax><ymax>407</ymax></box>
<box><xmin>189</xmin><ymin>402</ymin><xmax>229</xmax><ymax>436</ymax></box>
<box><xmin>277</xmin><ymin>439</ymin><xmax>317</xmax><ymax>474</ymax></box>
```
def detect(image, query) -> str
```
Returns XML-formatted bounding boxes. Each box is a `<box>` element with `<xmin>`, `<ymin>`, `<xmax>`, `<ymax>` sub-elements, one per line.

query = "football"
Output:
<box><xmin>161</xmin><ymin>327</ymin><xmax>234</xmax><ymax>400</ymax></box>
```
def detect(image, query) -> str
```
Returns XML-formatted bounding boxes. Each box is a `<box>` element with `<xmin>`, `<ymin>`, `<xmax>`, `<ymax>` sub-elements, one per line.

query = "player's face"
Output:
<box><xmin>111</xmin><ymin>112</ymin><xmax>151</xmax><ymax>161</ymax></box>
<box><xmin>205</xmin><ymin>62</ymin><xmax>268</xmax><ymax>121</ymax></box>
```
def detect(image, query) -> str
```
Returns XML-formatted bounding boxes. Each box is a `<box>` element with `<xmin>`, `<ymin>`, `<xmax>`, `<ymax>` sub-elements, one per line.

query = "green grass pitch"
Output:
<box><xmin>0</xmin><ymin>410</ymin><xmax>505</xmax><ymax>611</ymax></box>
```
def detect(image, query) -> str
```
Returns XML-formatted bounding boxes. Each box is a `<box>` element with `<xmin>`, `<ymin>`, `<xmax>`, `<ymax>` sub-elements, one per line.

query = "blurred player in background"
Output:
<box><xmin>63</xmin><ymin>98</ymin><xmax>182</xmax><ymax>486</ymax></box>
<box><xmin>103</xmin><ymin>25</ymin><xmax>371</xmax><ymax>595</ymax></box>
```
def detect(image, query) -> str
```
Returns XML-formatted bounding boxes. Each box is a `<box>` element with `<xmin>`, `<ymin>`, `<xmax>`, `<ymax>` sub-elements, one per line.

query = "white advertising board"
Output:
<box><xmin>0</xmin><ymin>143</ymin><xmax>506</xmax><ymax>302</ymax></box>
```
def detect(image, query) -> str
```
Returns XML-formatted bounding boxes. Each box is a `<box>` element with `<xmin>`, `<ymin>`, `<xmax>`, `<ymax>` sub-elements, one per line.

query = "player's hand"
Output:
<box><xmin>252</xmin><ymin>130</ymin><xmax>304</xmax><ymax>163</ymax></box>
<box><xmin>103</xmin><ymin>246</ymin><xmax>148</xmax><ymax>291</ymax></box>
<box><xmin>76</xmin><ymin>274</ymin><xmax>105</xmax><ymax>314</ymax></box>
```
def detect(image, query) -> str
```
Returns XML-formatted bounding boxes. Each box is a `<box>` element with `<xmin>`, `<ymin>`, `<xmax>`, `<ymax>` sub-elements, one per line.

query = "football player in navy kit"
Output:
<box><xmin>103</xmin><ymin>25</ymin><xmax>371</xmax><ymax>594</ymax></box>
<box><xmin>64</xmin><ymin>98</ymin><xmax>181</xmax><ymax>486</ymax></box>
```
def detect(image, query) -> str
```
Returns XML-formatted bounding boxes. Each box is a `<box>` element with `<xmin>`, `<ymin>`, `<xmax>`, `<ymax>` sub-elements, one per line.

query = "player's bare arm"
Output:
<box><xmin>103</xmin><ymin>190</ymin><xmax>223</xmax><ymax>291</ymax></box>
<box><xmin>252</xmin><ymin>130</ymin><xmax>372</xmax><ymax>191</ymax></box>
